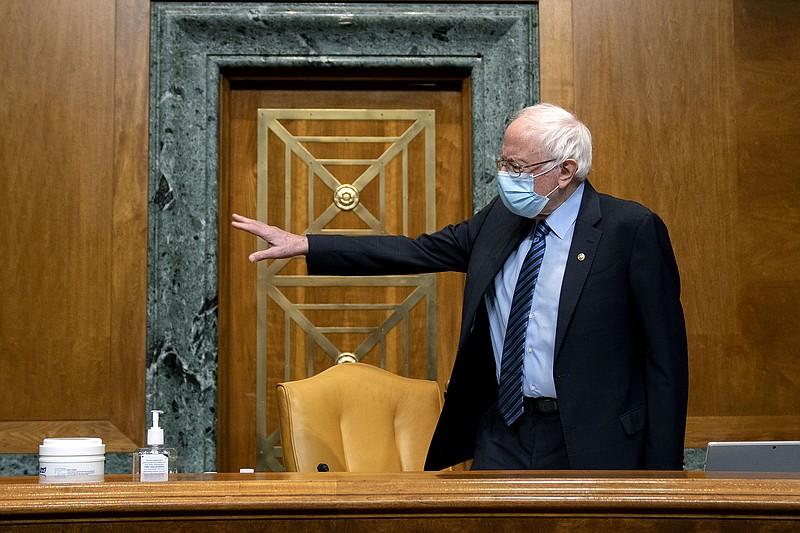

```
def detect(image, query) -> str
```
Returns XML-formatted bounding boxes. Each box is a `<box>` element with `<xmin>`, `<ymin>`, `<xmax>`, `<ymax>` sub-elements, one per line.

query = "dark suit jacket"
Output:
<box><xmin>306</xmin><ymin>180</ymin><xmax>688</xmax><ymax>471</ymax></box>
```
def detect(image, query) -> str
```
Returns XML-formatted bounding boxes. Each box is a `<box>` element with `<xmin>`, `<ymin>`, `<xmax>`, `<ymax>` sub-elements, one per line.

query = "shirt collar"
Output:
<box><xmin>543</xmin><ymin>181</ymin><xmax>585</xmax><ymax>239</ymax></box>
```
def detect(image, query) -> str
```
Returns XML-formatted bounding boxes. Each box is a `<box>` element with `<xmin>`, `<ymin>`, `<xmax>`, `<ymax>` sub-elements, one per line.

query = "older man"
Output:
<box><xmin>233</xmin><ymin>103</ymin><xmax>688</xmax><ymax>471</ymax></box>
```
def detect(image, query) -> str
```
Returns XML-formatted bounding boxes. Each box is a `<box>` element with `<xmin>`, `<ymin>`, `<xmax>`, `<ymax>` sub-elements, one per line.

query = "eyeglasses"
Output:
<box><xmin>495</xmin><ymin>157</ymin><xmax>556</xmax><ymax>177</ymax></box>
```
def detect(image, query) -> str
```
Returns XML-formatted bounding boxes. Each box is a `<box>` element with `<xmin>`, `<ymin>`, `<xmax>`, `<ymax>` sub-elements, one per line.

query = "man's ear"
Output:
<box><xmin>558</xmin><ymin>159</ymin><xmax>579</xmax><ymax>185</ymax></box>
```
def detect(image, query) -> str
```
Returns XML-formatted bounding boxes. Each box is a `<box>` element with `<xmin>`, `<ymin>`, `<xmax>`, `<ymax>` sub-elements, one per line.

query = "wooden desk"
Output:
<box><xmin>1</xmin><ymin>471</ymin><xmax>799</xmax><ymax>531</ymax></box>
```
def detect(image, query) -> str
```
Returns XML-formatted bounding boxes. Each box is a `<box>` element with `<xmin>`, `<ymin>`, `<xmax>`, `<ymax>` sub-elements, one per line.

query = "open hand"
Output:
<box><xmin>231</xmin><ymin>213</ymin><xmax>309</xmax><ymax>262</ymax></box>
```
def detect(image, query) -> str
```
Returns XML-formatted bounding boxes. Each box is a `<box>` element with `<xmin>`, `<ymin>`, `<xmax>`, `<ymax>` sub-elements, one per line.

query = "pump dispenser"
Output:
<box><xmin>132</xmin><ymin>410</ymin><xmax>178</xmax><ymax>481</ymax></box>
<box><xmin>148</xmin><ymin>410</ymin><xmax>164</xmax><ymax>446</ymax></box>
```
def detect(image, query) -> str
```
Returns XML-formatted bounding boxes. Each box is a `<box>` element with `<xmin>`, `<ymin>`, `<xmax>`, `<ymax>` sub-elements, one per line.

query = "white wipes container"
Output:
<box><xmin>39</xmin><ymin>437</ymin><xmax>105</xmax><ymax>483</ymax></box>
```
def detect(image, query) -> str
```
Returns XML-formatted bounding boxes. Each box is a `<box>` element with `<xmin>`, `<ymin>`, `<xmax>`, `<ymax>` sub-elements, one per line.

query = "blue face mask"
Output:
<box><xmin>497</xmin><ymin>165</ymin><xmax>560</xmax><ymax>218</ymax></box>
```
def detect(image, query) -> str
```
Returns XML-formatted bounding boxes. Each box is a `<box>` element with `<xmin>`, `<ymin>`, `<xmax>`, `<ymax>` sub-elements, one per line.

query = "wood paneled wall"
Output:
<box><xmin>0</xmin><ymin>0</ymin><xmax>797</xmax><ymax>460</ymax></box>
<box><xmin>0</xmin><ymin>0</ymin><xmax>149</xmax><ymax>453</ymax></box>
<box><xmin>540</xmin><ymin>0</ymin><xmax>800</xmax><ymax>446</ymax></box>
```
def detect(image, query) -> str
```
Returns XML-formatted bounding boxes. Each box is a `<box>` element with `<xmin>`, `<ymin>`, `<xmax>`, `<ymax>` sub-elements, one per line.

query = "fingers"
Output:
<box><xmin>248</xmin><ymin>250</ymin><xmax>271</xmax><ymax>263</ymax></box>
<box><xmin>231</xmin><ymin>213</ymin><xmax>261</xmax><ymax>234</ymax></box>
<box><xmin>231</xmin><ymin>213</ymin><xmax>252</xmax><ymax>225</ymax></box>
<box><xmin>231</xmin><ymin>213</ymin><xmax>273</xmax><ymax>243</ymax></box>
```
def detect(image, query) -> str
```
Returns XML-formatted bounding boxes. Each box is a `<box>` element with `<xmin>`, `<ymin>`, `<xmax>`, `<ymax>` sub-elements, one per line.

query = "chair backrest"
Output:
<box><xmin>276</xmin><ymin>362</ymin><xmax>443</xmax><ymax>472</ymax></box>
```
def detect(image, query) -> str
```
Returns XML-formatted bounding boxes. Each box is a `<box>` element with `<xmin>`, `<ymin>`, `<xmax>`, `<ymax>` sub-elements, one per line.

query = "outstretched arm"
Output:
<box><xmin>231</xmin><ymin>213</ymin><xmax>309</xmax><ymax>262</ymax></box>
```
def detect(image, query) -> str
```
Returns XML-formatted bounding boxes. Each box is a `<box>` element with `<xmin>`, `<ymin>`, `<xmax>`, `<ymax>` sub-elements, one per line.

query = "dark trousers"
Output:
<box><xmin>471</xmin><ymin>402</ymin><xmax>571</xmax><ymax>470</ymax></box>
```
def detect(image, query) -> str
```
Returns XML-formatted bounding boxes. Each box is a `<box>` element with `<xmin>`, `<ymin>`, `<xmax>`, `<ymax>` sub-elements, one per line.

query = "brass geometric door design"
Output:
<box><xmin>255</xmin><ymin>109</ymin><xmax>437</xmax><ymax>470</ymax></box>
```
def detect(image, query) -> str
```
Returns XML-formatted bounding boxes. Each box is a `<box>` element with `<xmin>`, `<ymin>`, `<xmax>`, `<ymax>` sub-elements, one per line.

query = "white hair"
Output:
<box><xmin>513</xmin><ymin>103</ymin><xmax>593</xmax><ymax>180</ymax></box>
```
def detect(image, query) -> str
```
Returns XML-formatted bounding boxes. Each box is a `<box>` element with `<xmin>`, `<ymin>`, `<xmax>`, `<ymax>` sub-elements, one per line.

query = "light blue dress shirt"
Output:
<box><xmin>485</xmin><ymin>181</ymin><xmax>585</xmax><ymax>399</ymax></box>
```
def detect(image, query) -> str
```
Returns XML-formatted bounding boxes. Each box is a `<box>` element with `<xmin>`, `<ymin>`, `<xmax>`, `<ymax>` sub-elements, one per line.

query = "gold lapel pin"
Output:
<box><xmin>577</xmin><ymin>253</ymin><xmax>586</xmax><ymax>261</ymax></box>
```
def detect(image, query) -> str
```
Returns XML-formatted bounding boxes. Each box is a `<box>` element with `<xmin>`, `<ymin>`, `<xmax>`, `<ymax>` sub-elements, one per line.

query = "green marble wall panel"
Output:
<box><xmin>146</xmin><ymin>2</ymin><xmax>539</xmax><ymax>473</ymax></box>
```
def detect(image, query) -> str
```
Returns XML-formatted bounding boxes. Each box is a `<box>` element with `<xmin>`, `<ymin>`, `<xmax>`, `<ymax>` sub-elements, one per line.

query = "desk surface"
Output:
<box><xmin>2</xmin><ymin>471</ymin><xmax>800</xmax><ymax>531</ymax></box>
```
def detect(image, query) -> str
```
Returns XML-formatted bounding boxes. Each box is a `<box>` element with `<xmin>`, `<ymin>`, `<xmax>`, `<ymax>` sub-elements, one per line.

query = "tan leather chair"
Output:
<box><xmin>277</xmin><ymin>362</ymin><xmax>443</xmax><ymax>472</ymax></box>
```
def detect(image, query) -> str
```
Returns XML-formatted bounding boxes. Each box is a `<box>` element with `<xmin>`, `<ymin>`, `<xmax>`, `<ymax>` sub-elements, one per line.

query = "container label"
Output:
<box><xmin>39</xmin><ymin>464</ymin><xmax>101</xmax><ymax>477</ymax></box>
<box><xmin>140</xmin><ymin>454</ymin><xmax>169</xmax><ymax>482</ymax></box>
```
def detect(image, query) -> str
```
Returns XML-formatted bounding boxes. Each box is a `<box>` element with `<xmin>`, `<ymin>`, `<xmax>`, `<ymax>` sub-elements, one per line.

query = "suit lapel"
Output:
<box><xmin>460</xmin><ymin>204</ymin><xmax>532</xmax><ymax>345</ymax></box>
<box><xmin>554</xmin><ymin>181</ymin><xmax>603</xmax><ymax>359</ymax></box>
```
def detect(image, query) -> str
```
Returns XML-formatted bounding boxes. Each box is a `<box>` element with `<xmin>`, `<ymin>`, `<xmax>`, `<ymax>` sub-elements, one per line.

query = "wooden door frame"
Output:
<box><xmin>218</xmin><ymin>71</ymin><xmax>472</xmax><ymax>472</ymax></box>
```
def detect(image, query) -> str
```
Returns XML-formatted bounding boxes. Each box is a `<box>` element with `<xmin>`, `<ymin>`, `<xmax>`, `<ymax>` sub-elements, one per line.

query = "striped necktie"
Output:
<box><xmin>497</xmin><ymin>220</ymin><xmax>550</xmax><ymax>426</ymax></box>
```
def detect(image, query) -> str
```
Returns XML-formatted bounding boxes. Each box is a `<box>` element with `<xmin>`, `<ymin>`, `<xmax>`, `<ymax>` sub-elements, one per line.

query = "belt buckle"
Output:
<box><xmin>534</xmin><ymin>397</ymin><xmax>558</xmax><ymax>415</ymax></box>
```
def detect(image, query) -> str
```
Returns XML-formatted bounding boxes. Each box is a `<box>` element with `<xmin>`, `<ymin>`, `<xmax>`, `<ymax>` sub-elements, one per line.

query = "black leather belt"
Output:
<box><xmin>523</xmin><ymin>396</ymin><xmax>559</xmax><ymax>415</ymax></box>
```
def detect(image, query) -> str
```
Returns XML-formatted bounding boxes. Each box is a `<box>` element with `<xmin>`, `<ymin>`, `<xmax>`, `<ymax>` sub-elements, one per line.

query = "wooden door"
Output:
<box><xmin>218</xmin><ymin>73</ymin><xmax>472</xmax><ymax>472</ymax></box>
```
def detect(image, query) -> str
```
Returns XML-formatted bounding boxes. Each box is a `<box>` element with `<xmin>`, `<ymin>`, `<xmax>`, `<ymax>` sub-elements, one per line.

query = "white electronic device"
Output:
<box><xmin>704</xmin><ymin>441</ymin><xmax>800</xmax><ymax>472</ymax></box>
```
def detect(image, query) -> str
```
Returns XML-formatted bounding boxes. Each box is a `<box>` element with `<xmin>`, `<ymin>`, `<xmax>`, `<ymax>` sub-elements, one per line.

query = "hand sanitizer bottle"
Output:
<box><xmin>132</xmin><ymin>410</ymin><xmax>178</xmax><ymax>481</ymax></box>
